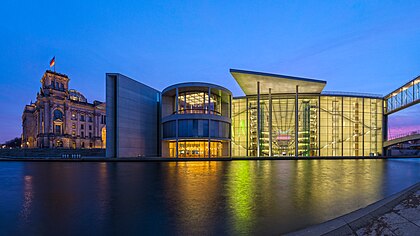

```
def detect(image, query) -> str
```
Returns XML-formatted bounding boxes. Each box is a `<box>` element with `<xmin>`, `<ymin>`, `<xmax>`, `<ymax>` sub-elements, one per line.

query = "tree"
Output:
<box><xmin>1</xmin><ymin>137</ymin><xmax>21</xmax><ymax>148</ymax></box>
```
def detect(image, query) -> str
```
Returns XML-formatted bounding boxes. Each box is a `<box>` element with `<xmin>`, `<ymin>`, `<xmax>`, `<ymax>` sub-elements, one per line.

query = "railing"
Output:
<box><xmin>322</xmin><ymin>91</ymin><xmax>383</xmax><ymax>98</ymax></box>
<box><xmin>384</xmin><ymin>76</ymin><xmax>420</xmax><ymax>114</ymax></box>
<box><xmin>388</xmin><ymin>130</ymin><xmax>420</xmax><ymax>141</ymax></box>
<box><xmin>173</xmin><ymin>108</ymin><xmax>221</xmax><ymax>115</ymax></box>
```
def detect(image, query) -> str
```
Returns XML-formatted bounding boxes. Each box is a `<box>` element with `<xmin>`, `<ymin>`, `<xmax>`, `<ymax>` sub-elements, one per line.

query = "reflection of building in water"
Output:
<box><xmin>22</xmin><ymin>70</ymin><xmax>106</xmax><ymax>149</ymax></box>
<box><xmin>163</xmin><ymin>162</ymin><xmax>224</xmax><ymax>234</ymax></box>
<box><xmin>291</xmin><ymin>160</ymin><xmax>384</xmax><ymax>217</ymax></box>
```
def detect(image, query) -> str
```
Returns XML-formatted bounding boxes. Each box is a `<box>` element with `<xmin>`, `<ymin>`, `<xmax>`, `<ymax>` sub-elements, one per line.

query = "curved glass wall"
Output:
<box><xmin>177</xmin><ymin>91</ymin><xmax>222</xmax><ymax>115</ymax></box>
<box><xmin>161</xmin><ymin>84</ymin><xmax>232</xmax><ymax>158</ymax></box>
<box><xmin>167</xmin><ymin>141</ymin><xmax>228</xmax><ymax>158</ymax></box>
<box><xmin>163</xmin><ymin>120</ymin><xmax>230</xmax><ymax>139</ymax></box>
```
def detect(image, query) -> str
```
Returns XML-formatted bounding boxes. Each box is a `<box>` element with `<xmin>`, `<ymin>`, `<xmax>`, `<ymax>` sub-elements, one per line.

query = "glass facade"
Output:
<box><xmin>232</xmin><ymin>95</ymin><xmax>383</xmax><ymax>157</ymax></box>
<box><xmin>167</xmin><ymin>141</ymin><xmax>227</xmax><ymax>158</ymax></box>
<box><xmin>177</xmin><ymin>91</ymin><xmax>223</xmax><ymax>115</ymax></box>
<box><xmin>161</xmin><ymin>83</ymin><xmax>232</xmax><ymax>158</ymax></box>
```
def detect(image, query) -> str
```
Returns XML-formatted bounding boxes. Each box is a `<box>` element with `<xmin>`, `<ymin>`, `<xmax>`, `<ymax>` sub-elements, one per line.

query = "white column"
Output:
<box><xmin>257</xmin><ymin>81</ymin><xmax>260</xmax><ymax>157</ymax></box>
<box><xmin>269</xmin><ymin>88</ymin><xmax>272</xmax><ymax>157</ymax></box>
<box><xmin>175</xmin><ymin>88</ymin><xmax>179</xmax><ymax>158</ymax></box>
<box><xmin>208</xmin><ymin>86</ymin><xmax>211</xmax><ymax>158</ymax></box>
<box><xmin>295</xmin><ymin>85</ymin><xmax>299</xmax><ymax>157</ymax></box>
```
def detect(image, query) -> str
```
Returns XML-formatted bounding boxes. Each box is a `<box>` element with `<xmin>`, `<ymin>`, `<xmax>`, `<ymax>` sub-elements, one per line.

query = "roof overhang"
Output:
<box><xmin>230</xmin><ymin>69</ymin><xmax>327</xmax><ymax>95</ymax></box>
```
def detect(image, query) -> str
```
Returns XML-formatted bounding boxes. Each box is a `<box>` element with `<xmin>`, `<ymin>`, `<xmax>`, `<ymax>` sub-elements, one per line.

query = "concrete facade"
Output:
<box><xmin>106</xmin><ymin>73</ymin><xmax>160</xmax><ymax>158</ymax></box>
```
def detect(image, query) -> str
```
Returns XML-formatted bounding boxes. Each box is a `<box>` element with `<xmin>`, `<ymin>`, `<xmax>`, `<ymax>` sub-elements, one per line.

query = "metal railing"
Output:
<box><xmin>388</xmin><ymin>130</ymin><xmax>420</xmax><ymax>141</ymax></box>
<box><xmin>322</xmin><ymin>91</ymin><xmax>383</xmax><ymax>98</ymax></box>
<box><xmin>173</xmin><ymin>108</ymin><xmax>221</xmax><ymax>115</ymax></box>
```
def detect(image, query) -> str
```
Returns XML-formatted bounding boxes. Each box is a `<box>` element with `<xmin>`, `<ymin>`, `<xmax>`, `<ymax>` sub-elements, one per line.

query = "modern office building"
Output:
<box><xmin>230</xmin><ymin>69</ymin><xmax>383</xmax><ymax>157</ymax></box>
<box><xmin>106</xmin><ymin>69</ymin><xmax>384</xmax><ymax>158</ymax></box>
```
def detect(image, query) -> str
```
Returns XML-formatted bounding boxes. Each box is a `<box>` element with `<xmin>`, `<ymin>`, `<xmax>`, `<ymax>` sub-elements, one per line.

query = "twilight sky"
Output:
<box><xmin>1</xmin><ymin>0</ymin><xmax>420</xmax><ymax>143</ymax></box>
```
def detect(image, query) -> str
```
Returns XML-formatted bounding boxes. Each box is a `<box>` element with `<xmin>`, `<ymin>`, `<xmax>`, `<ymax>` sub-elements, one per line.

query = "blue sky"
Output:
<box><xmin>1</xmin><ymin>0</ymin><xmax>420</xmax><ymax>142</ymax></box>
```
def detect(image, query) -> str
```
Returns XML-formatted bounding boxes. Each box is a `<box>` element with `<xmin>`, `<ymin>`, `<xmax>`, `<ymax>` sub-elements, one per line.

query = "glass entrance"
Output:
<box><xmin>168</xmin><ymin>141</ymin><xmax>225</xmax><ymax>158</ymax></box>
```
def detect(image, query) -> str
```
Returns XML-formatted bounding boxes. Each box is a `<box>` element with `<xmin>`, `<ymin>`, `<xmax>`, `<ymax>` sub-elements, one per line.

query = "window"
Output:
<box><xmin>81</xmin><ymin>142</ymin><xmax>85</xmax><ymax>148</ymax></box>
<box><xmin>178</xmin><ymin>119</ymin><xmax>209</xmax><ymax>138</ymax></box>
<box><xmin>163</xmin><ymin>121</ymin><xmax>176</xmax><ymax>138</ymax></box>
<box><xmin>80</xmin><ymin>115</ymin><xmax>85</xmax><ymax>121</ymax></box>
<box><xmin>89</xmin><ymin>125</ymin><xmax>92</xmax><ymax>130</ymax></box>
<box><xmin>81</xmin><ymin>131</ymin><xmax>84</xmax><ymax>137</ymax></box>
<box><xmin>71</xmin><ymin>112</ymin><xmax>77</xmax><ymax>120</ymax></box>
<box><xmin>210</xmin><ymin>120</ymin><xmax>230</xmax><ymax>138</ymax></box>
<box><xmin>89</xmin><ymin>143</ymin><xmax>93</xmax><ymax>148</ymax></box>
<box><xmin>81</xmin><ymin>124</ymin><xmax>84</xmax><ymax>130</ymax></box>
<box><xmin>89</xmin><ymin>132</ymin><xmax>92</xmax><ymax>138</ymax></box>
<box><xmin>53</xmin><ymin>110</ymin><xmax>63</xmax><ymax>121</ymax></box>
<box><xmin>88</xmin><ymin>116</ymin><xmax>93</xmax><ymax>122</ymax></box>
<box><xmin>72</xmin><ymin>123</ymin><xmax>76</xmax><ymax>129</ymax></box>
<box><xmin>55</xmin><ymin>125</ymin><xmax>61</xmax><ymax>134</ymax></box>
<box><xmin>56</xmin><ymin>82</ymin><xmax>59</xmax><ymax>88</ymax></box>
<box><xmin>101</xmin><ymin>115</ymin><xmax>106</xmax><ymax>124</ymax></box>
<box><xmin>72</xmin><ymin>131</ymin><xmax>76</xmax><ymax>136</ymax></box>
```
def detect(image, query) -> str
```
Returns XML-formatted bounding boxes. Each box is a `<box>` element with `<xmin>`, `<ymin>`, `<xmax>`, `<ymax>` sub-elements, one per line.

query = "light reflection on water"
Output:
<box><xmin>0</xmin><ymin>159</ymin><xmax>419</xmax><ymax>235</ymax></box>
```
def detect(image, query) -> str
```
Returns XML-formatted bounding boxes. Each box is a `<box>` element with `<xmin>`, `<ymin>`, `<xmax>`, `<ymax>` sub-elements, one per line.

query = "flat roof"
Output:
<box><xmin>230</xmin><ymin>69</ymin><xmax>327</xmax><ymax>95</ymax></box>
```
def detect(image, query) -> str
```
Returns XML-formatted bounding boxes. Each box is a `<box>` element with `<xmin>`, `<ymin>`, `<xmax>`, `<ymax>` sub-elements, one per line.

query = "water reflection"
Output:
<box><xmin>20</xmin><ymin>175</ymin><xmax>34</xmax><ymax>222</ymax></box>
<box><xmin>0</xmin><ymin>159</ymin><xmax>419</xmax><ymax>235</ymax></box>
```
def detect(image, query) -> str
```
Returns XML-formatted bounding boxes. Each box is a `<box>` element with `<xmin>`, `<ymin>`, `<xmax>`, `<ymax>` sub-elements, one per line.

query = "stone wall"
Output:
<box><xmin>0</xmin><ymin>148</ymin><xmax>105</xmax><ymax>157</ymax></box>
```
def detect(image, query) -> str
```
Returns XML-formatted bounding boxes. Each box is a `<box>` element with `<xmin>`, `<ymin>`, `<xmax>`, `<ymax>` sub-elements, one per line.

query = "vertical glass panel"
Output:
<box><xmin>268</xmin><ymin>96</ymin><xmax>296</xmax><ymax>157</ymax></box>
<box><xmin>232</xmin><ymin>98</ymin><xmax>248</xmax><ymax>157</ymax></box>
<box><xmin>320</xmin><ymin>96</ymin><xmax>342</xmax><ymax>156</ymax></box>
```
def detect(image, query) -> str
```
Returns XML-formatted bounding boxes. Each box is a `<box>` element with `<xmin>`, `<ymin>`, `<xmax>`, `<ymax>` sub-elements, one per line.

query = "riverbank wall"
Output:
<box><xmin>0</xmin><ymin>148</ymin><xmax>105</xmax><ymax>158</ymax></box>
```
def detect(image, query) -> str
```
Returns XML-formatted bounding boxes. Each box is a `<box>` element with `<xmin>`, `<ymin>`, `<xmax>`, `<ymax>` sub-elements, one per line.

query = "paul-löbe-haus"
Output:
<box><xmin>106</xmin><ymin>69</ymin><xmax>383</xmax><ymax>158</ymax></box>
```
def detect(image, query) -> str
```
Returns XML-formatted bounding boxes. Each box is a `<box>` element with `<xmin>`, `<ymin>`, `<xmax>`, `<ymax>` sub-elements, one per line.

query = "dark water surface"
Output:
<box><xmin>1</xmin><ymin>159</ymin><xmax>420</xmax><ymax>235</ymax></box>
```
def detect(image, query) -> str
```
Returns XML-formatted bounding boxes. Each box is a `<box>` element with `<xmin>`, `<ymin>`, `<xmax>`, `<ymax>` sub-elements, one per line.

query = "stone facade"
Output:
<box><xmin>22</xmin><ymin>70</ymin><xmax>106</xmax><ymax>149</ymax></box>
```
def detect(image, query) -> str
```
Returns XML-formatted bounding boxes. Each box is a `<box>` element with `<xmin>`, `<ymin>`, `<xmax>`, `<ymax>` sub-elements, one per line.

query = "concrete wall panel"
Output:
<box><xmin>106</xmin><ymin>73</ymin><xmax>160</xmax><ymax>157</ymax></box>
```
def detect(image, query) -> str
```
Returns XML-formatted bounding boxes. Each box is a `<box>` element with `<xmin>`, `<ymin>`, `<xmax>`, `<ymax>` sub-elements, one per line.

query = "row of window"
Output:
<box><xmin>51</xmin><ymin>80</ymin><xmax>65</xmax><ymax>90</ymax></box>
<box><xmin>69</xmin><ymin>113</ymin><xmax>106</xmax><ymax>124</ymax></box>
<box><xmin>71</xmin><ymin>113</ymin><xmax>94</xmax><ymax>122</ymax></box>
<box><xmin>163</xmin><ymin>119</ymin><xmax>230</xmax><ymax>139</ymax></box>
<box><xmin>72</xmin><ymin>123</ymin><xmax>93</xmax><ymax>130</ymax></box>
<box><xmin>71</xmin><ymin>131</ymin><xmax>94</xmax><ymax>138</ymax></box>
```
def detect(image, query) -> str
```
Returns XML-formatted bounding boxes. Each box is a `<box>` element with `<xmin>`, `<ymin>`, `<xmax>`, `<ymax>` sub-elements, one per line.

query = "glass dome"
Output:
<box><xmin>69</xmin><ymin>89</ymin><xmax>87</xmax><ymax>103</ymax></box>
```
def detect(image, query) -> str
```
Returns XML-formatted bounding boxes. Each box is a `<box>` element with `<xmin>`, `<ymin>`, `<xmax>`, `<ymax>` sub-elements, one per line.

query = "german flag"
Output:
<box><xmin>49</xmin><ymin>56</ymin><xmax>55</xmax><ymax>68</ymax></box>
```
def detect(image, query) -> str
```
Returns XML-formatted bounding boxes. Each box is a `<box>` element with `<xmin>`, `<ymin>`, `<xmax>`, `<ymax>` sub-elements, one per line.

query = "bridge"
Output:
<box><xmin>384</xmin><ymin>75</ymin><xmax>420</xmax><ymax>115</ymax></box>
<box><xmin>383</xmin><ymin>130</ymin><xmax>420</xmax><ymax>148</ymax></box>
<box><xmin>383</xmin><ymin>75</ymin><xmax>420</xmax><ymax>152</ymax></box>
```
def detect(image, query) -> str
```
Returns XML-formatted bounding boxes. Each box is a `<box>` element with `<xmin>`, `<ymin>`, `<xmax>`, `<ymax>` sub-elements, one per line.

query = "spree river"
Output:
<box><xmin>1</xmin><ymin>159</ymin><xmax>420</xmax><ymax>235</ymax></box>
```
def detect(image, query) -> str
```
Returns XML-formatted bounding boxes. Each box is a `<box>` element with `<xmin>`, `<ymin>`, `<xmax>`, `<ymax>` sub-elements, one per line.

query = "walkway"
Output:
<box><xmin>288</xmin><ymin>183</ymin><xmax>420</xmax><ymax>236</ymax></box>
